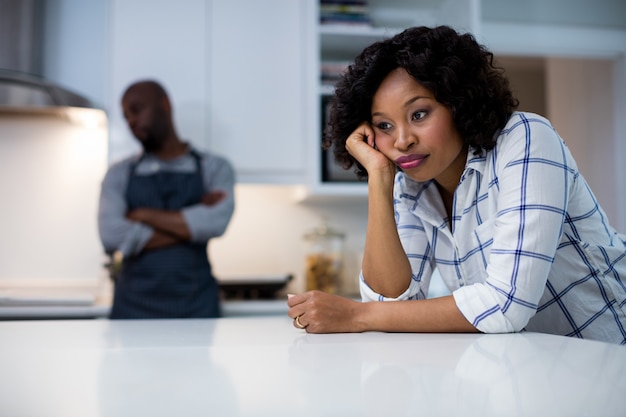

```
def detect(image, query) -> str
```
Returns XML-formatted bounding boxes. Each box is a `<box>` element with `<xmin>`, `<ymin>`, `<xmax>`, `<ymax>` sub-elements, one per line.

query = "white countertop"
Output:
<box><xmin>0</xmin><ymin>317</ymin><xmax>624</xmax><ymax>417</ymax></box>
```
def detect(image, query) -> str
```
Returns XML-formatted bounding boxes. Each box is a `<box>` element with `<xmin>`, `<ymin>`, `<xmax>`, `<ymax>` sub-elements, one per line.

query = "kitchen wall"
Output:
<box><xmin>0</xmin><ymin>110</ymin><xmax>108</xmax><ymax>287</ymax></box>
<box><xmin>547</xmin><ymin>58</ymin><xmax>618</xmax><ymax>225</ymax></box>
<box><xmin>209</xmin><ymin>185</ymin><xmax>369</xmax><ymax>296</ymax></box>
<box><xmin>0</xmin><ymin>1</ymin><xmax>110</xmax><ymax>292</ymax></box>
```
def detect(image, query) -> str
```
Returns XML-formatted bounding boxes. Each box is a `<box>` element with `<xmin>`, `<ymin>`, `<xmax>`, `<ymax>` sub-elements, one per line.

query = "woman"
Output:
<box><xmin>287</xmin><ymin>26</ymin><xmax>626</xmax><ymax>344</ymax></box>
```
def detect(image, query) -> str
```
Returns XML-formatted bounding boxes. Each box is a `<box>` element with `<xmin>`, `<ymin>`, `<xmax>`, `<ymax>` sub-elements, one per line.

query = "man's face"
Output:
<box><xmin>121</xmin><ymin>86</ymin><xmax>169</xmax><ymax>152</ymax></box>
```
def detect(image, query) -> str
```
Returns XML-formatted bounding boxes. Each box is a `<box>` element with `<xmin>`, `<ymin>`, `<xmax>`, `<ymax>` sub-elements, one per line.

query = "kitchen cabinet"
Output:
<box><xmin>107</xmin><ymin>0</ymin><xmax>309</xmax><ymax>184</ymax></box>
<box><xmin>207</xmin><ymin>0</ymin><xmax>309</xmax><ymax>184</ymax></box>
<box><xmin>107</xmin><ymin>0</ymin><xmax>209</xmax><ymax>163</ymax></box>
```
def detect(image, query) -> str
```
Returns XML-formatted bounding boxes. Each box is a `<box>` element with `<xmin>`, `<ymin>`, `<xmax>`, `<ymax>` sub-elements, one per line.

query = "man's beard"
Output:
<box><xmin>139</xmin><ymin>115</ymin><xmax>170</xmax><ymax>153</ymax></box>
<box><xmin>140</xmin><ymin>124</ymin><xmax>165</xmax><ymax>152</ymax></box>
<box><xmin>140</xmin><ymin>131</ymin><xmax>166</xmax><ymax>153</ymax></box>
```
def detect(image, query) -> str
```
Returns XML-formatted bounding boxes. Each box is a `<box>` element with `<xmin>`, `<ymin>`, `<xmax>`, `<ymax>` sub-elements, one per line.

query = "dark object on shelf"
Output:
<box><xmin>321</xmin><ymin>95</ymin><xmax>363</xmax><ymax>183</ymax></box>
<box><xmin>218</xmin><ymin>274</ymin><xmax>293</xmax><ymax>300</ymax></box>
<box><xmin>320</xmin><ymin>0</ymin><xmax>371</xmax><ymax>26</ymax></box>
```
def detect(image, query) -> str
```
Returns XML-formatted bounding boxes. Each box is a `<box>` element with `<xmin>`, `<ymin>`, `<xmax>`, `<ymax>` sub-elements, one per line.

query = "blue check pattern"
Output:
<box><xmin>360</xmin><ymin>112</ymin><xmax>626</xmax><ymax>344</ymax></box>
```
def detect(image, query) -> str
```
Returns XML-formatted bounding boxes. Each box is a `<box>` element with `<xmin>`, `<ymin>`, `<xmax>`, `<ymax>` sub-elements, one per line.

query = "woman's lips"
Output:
<box><xmin>395</xmin><ymin>154</ymin><xmax>428</xmax><ymax>170</ymax></box>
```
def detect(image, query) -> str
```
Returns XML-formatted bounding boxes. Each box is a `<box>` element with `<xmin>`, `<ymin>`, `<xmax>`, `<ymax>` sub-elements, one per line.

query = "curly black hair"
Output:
<box><xmin>324</xmin><ymin>25</ymin><xmax>519</xmax><ymax>179</ymax></box>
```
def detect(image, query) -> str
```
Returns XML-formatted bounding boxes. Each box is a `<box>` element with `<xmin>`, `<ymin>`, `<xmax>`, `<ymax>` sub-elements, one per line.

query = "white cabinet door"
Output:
<box><xmin>208</xmin><ymin>0</ymin><xmax>307</xmax><ymax>183</ymax></box>
<box><xmin>107</xmin><ymin>0</ymin><xmax>209</xmax><ymax>163</ymax></box>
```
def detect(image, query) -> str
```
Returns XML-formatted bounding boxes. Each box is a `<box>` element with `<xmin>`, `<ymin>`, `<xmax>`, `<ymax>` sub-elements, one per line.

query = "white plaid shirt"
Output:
<box><xmin>360</xmin><ymin>112</ymin><xmax>626</xmax><ymax>344</ymax></box>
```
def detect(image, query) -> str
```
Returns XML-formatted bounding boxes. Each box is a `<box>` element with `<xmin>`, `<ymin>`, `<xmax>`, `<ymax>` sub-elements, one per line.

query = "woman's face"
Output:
<box><xmin>371</xmin><ymin>68</ymin><xmax>467</xmax><ymax>193</ymax></box>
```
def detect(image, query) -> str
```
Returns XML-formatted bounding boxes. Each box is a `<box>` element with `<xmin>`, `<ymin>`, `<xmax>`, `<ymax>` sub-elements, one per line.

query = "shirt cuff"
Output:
<box><xmin>182</xmin><ymin>203</ymin><xmax>231</xmax><ymax>243</ymax></box>
<box><xmin>118</xmin><ymin>222</ymin><xmax>153</xmax><ymax>257</ymax></box>
<box><xmin>452</xmin><ymin>284</ymin><xmax>517</xmax><ymax>334</ymax></box>
<box><xmin>181</xmin><ymin>205</ymin><xmax>205</xmax><ymax>242</ymax></box>
<box><xmin>359</xmin><ymin>271</ymin><xmax>414</xmax><ymax>302</ymax></box>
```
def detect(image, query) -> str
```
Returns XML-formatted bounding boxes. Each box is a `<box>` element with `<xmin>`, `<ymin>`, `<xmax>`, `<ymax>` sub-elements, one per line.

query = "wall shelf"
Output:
<box><xmin>309</xmin><ymin>0</ymin><xmax>478</xmax><ymax>199</ymax></box>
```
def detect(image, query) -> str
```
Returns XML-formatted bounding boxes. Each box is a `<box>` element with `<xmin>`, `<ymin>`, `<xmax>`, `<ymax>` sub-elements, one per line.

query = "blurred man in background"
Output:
<box><xmin>98</xmin><ymin>80</ymin><xmax>235</xmax><ymax>319</ymax></box>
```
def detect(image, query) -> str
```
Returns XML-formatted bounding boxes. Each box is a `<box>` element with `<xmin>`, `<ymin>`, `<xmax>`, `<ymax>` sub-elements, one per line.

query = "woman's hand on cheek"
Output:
<box><xmin>345</xmin><ymin>122</ymin><xmax>394</xmax><ymax>175</ymax></box>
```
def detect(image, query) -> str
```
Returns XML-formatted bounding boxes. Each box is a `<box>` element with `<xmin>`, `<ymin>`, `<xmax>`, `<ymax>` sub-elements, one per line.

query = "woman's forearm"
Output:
<box><xmin>288</xmin><ymin>291</ymin><xmax>478</xmax><ymax>334</ymax></box>
<box><xmin>361</xmin><ymin>172</ymin><xmax>413</xmax><ymax>297</ymax></box>
<box><xmin>358</xmin><ymin>295</ymin><xmax>479</xmax><ymax>333</ymax></box>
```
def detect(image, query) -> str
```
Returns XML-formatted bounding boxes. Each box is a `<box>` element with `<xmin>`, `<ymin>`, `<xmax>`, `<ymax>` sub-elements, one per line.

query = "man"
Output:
<box><xmin>98</xmin><ymin>80</ymin><xmax>235</xmax><ymax>319</ymax></box>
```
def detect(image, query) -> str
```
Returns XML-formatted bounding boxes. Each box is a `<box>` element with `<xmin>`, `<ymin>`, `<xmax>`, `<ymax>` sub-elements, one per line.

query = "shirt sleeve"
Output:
<box><xmin>181</xmin><ymin>153</ymin><xmax>236</xmax><ymax>243</ymax></box>
<box><xmin>360</xmin><ymin>173</ymin><xmax>435</xmax><ymax>302</ymax></box>
<box><xmin>97</xmin><ymin>159</ymin><xmax>154</xmax><ymax>256</ymax></box>
<box><xmin>453</xmin><ymin>114</ymin><xmax>571</xmax><ymax>333</ymax></box>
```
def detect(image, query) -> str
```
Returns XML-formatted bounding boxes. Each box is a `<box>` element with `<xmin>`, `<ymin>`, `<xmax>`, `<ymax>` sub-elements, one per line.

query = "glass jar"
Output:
<box><xmin>303</xmin><ymin>223</ymin><xmax>345</xmax><ymax>294</ymax></box>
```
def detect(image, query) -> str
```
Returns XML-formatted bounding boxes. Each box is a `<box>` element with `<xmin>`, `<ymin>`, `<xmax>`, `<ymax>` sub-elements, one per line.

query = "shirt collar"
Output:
<box><xmin>465</xmin><ymin>146</ymin><xmax>488</xmax><ymax>176</ymax></box>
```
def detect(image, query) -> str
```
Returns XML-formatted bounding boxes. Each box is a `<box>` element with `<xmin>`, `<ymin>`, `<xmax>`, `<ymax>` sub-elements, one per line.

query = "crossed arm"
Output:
<box><xmin>126</xmin><ymin>191</ymin><xmax>226</xmax><ymax>250</ymax></box>
<box><xmin>98</xmin><ymin>157</ymin><xmax>235</xmax><ymax>258</ymax></box>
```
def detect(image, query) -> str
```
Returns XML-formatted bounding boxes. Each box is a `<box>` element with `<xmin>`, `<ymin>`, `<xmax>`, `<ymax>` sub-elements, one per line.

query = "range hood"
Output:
<box><xmin>1</xmin><ymin>1</ymin><xmax>103</xmax><ymax>114</ymax></box>
<box><xmin>0</xmin><ymin>69</ymin><xmax>106</xmax><ymax>128</ymax></box>
<box><xmin>0</xmin><ymin>69</ymin><xmax>101</xmax><ymax>111</ymax></box>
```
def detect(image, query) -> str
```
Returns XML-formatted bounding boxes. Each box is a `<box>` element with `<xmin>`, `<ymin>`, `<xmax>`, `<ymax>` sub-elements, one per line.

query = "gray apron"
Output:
<box><xmin>110</xmin><ymin>151</ymin><xmax>221</xmax><ymax>319</ymax></box>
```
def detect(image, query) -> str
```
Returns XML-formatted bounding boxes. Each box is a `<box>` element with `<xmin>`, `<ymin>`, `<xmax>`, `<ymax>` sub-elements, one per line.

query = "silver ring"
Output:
<box><xmin>295</xmin><ymin>315</ymin><xmax>306</xmax><ymax>329</ymax></box>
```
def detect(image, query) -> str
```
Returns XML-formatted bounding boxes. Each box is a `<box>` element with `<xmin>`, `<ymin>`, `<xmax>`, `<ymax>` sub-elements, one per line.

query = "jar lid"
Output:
<box><xmin>304</xmin><ymin>223</ymin><xmax>345</xmax><ymax>240</ymax></box>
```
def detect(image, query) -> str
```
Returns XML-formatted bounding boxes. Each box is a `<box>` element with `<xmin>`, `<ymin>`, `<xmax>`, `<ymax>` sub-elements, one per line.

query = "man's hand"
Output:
<box><xmin>126</xmin><ymin>208</ymin><xmax>149</xmax><ymax>223</ymax></box>
<box><xmin>201</xmin><ymin>190</ymin><xmax>227</xmax><ymax>206</ymax></box>
<box><xmin>126</xmin><ymin>208</ymin><xmax>191</xmax><ymax>241</ymax></box>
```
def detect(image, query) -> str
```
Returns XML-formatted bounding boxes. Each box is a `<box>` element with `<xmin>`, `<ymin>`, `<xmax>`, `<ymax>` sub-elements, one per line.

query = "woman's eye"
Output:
<box><xmin>375</xmin><ymin>121</ymin><xmax>392</xmax><ymax>130</ymax></box>
<box><xmin>412</xmin><ymin>110</ymin><xmax>427</xmax><ymax>121</ymax></box>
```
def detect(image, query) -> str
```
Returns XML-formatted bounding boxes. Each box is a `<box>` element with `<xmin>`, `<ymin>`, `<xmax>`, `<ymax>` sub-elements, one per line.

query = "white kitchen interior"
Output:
<box><xmin>1</xmin><ymin>0</ymin><xmax>625</xmax><ymax>313</ymax></box>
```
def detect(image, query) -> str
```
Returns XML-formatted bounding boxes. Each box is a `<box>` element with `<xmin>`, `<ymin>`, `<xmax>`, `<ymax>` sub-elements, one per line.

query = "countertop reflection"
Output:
<box><xmin>0</xmin><ymin>317</ymin><xmax>624</xmax><ymax>417</ymax></box>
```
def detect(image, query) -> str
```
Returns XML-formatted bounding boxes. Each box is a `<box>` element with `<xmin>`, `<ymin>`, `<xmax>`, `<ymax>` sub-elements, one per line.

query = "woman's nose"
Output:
<box><xmin>395</xmin><ymin>126</ymin><xmax>417</xmax><ymax>151</ymax></box>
